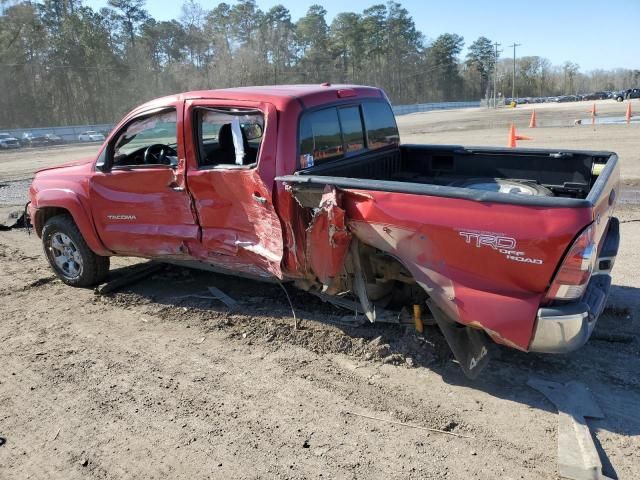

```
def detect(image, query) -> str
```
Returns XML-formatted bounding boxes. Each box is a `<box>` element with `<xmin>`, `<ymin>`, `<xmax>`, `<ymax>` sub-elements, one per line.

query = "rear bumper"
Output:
<box><xmin>529</xmin><ymin>217</ymin><xmax>619</xmax><ymax>353</ymax></box>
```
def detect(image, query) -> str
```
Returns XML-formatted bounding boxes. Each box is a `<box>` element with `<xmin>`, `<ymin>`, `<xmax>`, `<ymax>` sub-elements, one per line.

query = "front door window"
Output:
<box><xmin>112</xmin><ymin>109</ymin><xmax>178</xmax><ymax>168</ymax></box>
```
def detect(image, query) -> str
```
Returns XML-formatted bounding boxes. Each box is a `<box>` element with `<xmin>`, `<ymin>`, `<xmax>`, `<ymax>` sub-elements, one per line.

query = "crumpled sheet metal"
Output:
<box><xmin>306</xmin><ymin>187</ymin><xmax>351</xmax><ymax>285</ymax></box>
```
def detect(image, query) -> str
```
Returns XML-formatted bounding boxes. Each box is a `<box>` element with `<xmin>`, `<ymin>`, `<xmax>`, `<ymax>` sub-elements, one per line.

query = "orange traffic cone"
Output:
<box><xmin>508</xmin><ymin>125</ymin><xmax>517</xmax><ymax>148</ymax></box>
<box><xmin>626</xmin><ymin>103</ymin><xmax>632</xmax><ymax>124</ymax></box>
<box><xmin>590</xmin><ymin>103</ymin><xmax>597</xmax><ymax>116</ymax></box>
<box><xmin>529</xmin><ymin>109</ymin><xmax>537</xmax><ymax>128</ymax></box>
<box><xmin>507</xmin><ymin>124</ymin><xmax>533</xmax><ymax>148</ymax></box>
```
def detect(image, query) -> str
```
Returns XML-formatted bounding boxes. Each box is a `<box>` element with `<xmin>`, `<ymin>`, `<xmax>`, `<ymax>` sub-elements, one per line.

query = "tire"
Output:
<box><xmin>42</xmin><ymin>214</ymin><xmax>110</xmax><ymax>287</ymax></box>
<box><xmin>616</xmin><ymin>96</ymin><xmax>623</xmax><ymax>102</ymax></box>
<box><xmin>448</xmin><ymin>178</ymin><xmax>553</xmax><ymax>196</ymax></box>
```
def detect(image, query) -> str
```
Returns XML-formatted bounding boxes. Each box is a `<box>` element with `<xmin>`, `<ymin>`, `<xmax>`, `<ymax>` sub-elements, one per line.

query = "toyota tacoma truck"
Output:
<box><xmin>28</xmin><ymin>84</ymin><xmax>620</xmax><ymax>377</ymax></box>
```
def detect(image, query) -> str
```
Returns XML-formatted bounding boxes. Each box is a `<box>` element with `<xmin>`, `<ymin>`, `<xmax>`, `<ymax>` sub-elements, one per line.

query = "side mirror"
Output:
<box><xmin>95</xmin><ymin>149</ymin><xmax>109</xmax><ymax>172</ymax></box>
<box><xmin>242</xmin><ymin>123</ymin><xmax>263</xmax><ymax>140</ymax></box>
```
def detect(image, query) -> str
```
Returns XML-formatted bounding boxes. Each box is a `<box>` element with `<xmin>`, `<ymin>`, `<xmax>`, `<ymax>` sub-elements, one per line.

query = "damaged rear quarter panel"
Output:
<box><xmin>305</xmin><ymin>187</ymin><xmax>352</xmax><ymax>285</ymax></box>
<box><xmin>340</xmin><ymin>189</ymin><xmax>592</xmax><ymax>350</ymax></box>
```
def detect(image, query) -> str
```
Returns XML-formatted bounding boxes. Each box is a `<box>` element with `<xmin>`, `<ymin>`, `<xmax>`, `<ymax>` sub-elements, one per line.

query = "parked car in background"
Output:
<box><xmin>22</xmin><ymin>132</ymin><xmax>36</xmax><ymax>145</ymax></box>
<box><xmin>42</xmin><ymin>133</ymin><xmax>64</xmax><ymax>145</ymax></box>
<box><xmin>612</xmin><ymin>89</ymin><xmax>640</xmax><ymax>102</ymax></box>
<box><xmin>78</xmin><ymin>131</ymin><xmax>106</xmax><ymax>142</ymax></box>
<box><xmin>612</xmin><ymin>91</ymin><xmax>625</xmax><ymax>102</ymax></box>
<box><xmin>22</xmin><ymin>132</ymin><xmax>64</xmax><ymax>147</ymax></box>
<box><xmin>612</xmin><ymin>91</ymin><xmax>626</xmax><ymax>102</ymax></box>
<box><xmin>625</xmin><ymin>88</ymin><xmax>640</xmax><ymax>100</ymax></box>
<box><xmin>580</xmin><ymin>92</ymin><xmax>609</xmax><ymax>101</ymax></box>
<box><xmin>0</xmin><ymin>133</ymin><xmax>21</xmax><ymax>149</ymax></box>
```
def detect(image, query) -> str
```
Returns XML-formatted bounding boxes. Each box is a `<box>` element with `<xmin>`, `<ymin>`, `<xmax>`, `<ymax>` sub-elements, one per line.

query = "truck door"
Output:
<box><xmin>90</xmin><ymin>106</ymin><xmax>199</xmax><ymax>257</ymax></box>
<box><xmin>184</xmin><ymin>99</ymin><xmax>283</xmax><ymax>278</ymax></box>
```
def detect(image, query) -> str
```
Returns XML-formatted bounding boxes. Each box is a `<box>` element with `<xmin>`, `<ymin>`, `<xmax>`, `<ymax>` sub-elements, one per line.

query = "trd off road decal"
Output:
<box><xmin>458</xmin><ymin>230</ymin><xmax>543</xmax><ymax>265</ymax></box>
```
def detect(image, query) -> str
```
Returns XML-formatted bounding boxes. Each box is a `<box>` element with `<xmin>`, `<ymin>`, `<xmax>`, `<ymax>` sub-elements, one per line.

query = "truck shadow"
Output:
<box><xmin>103</xmin><ymin>263</ymin><xmax>640</xmax><ymax>455</ymax></box>
<box><xmin>437</xmin><ymin>284</ymin><xmax>639</xmax><ymax>479</ymax></box>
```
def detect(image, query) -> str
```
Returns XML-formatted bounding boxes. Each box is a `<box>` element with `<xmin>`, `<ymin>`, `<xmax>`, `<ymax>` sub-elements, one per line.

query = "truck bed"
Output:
<box><xmin>277</xmin><ymin>144</ymin><xmax>618</xmax><ymax>208</ymax></box>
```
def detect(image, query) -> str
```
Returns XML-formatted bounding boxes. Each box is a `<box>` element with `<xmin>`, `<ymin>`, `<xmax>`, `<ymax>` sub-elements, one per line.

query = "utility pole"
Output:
<box><xmin>493</xmin><ymin>42</ymin><xmax>501</xmax><ymax>108</ymax></box>
<box><xmin>508</xmin><ymin>43</ymin><xmax>521</xmax><ymax>101</ymax></box>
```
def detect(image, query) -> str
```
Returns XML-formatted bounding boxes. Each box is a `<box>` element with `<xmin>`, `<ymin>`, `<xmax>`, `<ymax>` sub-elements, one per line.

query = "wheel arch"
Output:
<box><xmin>33</xmin><ymin>190</ymin><xmax>110</xmax><ymax>256</ymax></box>
<box><xmin>34</xmin><ymin>206</ymin><xmax>69</xmax><ymax>237</ymax></box>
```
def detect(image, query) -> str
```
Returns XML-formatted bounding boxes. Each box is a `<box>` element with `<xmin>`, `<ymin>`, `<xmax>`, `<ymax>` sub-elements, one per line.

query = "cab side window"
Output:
<box><xmin>338</xmin><ymin>106</ymin><xmax>365</xmax><ymax>154</ymax></box>
<box><xmin>112</xmin><ymin>109</ymin><xmax>178</xmax><ymax>168</ymax></box>
<box><xmin>298</xmin><ymin>101</ymin><xmax>399</xmax><ymax>169</ymax></box>
<box><xmin>299</xmin><ymin>108</ymin><xmax>343</xmax><ymax>168</ymax></box>
<box><xmin>195</xmin><ymin>108</ymin><xmax>264</xmax><ymax>168</ymax></box>
<box><xmin>362</xmin><ymin>102</ymin><xmax>400</xmax><ymax>149</ymax></box>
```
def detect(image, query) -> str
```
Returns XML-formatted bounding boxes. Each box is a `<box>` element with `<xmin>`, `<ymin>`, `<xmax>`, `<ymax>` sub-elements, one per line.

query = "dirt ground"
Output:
<box><xmin>1</xmin><ymin>100</ymin><xmax>639</xmax><ymax>479</ymax></box>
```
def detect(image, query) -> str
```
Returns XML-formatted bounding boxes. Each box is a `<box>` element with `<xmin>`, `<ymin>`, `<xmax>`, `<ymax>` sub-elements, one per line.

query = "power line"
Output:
<box><xmin>0</xmin><ymin>63</ymin><xmax>136</xmax><ymax>71</ymax></box>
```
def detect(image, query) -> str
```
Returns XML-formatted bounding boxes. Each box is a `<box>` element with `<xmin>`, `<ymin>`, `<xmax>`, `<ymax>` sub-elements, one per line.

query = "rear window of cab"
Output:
<box><xmin>298</xmin><ymin>100</ymin><xmax>399</xmax><ymax>169</ymax></box>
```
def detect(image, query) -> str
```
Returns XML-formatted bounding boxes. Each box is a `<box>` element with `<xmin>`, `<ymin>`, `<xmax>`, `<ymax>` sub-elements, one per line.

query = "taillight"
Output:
<box><xmin>546</xmin><ymin>224</ymin><xmax>597</xmax><ymax>301</ymax></box>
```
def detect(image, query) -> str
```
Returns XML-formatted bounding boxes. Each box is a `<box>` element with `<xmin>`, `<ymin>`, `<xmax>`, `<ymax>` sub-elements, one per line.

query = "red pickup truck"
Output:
<box><xmin>28</xmin><ymin>84</ymin><xmax>620</xmax><ymax>377</ymax></box>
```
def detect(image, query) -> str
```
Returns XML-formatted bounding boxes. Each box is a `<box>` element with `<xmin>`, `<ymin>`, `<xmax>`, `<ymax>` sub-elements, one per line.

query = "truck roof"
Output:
<box><xmin>133</xmin><ymin>84</ymin><xmax>386</xmax><ymax>114</ymax></box>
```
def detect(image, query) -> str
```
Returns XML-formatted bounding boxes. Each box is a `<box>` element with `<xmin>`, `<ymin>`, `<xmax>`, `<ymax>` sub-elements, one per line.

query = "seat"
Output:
<box><xmin>208</xmin><ymin>123</ymin><xmax>257</xmax><ymax>166</ymax></box>
<box><xmin>216</xmin><ymin>123</ymin><xmax>237</xmax><ymax>164</ymax></box>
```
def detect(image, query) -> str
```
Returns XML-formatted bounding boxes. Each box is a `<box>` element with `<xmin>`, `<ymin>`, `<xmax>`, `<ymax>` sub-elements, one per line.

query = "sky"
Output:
<box><xmin>85</xmin><ymin>0</ymin><xmax>640</xmax><ymax>71</ymax></box>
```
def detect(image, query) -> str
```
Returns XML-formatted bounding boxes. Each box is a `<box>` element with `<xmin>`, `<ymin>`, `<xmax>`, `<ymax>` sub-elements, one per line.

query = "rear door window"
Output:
<box><xmin>195</xmin><ymin>107</ymin><xmax>264</xmax><ymax>168</ymax></box>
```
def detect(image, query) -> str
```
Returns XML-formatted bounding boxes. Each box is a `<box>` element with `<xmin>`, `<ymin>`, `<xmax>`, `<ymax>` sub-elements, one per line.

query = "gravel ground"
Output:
<box><xmin>0</xmin><ymin>180</ymin><xmax>30</xmax><ymax>206</ymax></box>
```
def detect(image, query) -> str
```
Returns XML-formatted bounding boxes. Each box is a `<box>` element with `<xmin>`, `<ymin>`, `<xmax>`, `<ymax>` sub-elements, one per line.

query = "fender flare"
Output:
<box><xmin>33</xmin><ymin>189</ymin><xmax>110</xmax><ymax>256</ymax></box>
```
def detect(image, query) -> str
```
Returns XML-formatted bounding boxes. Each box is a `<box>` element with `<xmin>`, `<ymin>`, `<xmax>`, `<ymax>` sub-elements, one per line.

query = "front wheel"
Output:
<box><xmin>42</xmin><ymin>215</ymin><xmax>110</xmax><ymax>287</ymax></box>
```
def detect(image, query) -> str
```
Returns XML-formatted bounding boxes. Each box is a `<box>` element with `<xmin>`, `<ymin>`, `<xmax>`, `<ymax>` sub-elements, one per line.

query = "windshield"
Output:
<box><xmin>0</xmin><ymin>134</ymin><xmax>10</xmax><ymax>139</ymax></box>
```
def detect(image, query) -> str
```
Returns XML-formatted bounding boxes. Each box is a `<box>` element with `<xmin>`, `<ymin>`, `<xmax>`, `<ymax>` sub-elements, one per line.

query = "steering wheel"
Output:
<box><xmin>144</xmin><ymin>144</ymin><xmax>177</xmax><ymax>165</ymax></box>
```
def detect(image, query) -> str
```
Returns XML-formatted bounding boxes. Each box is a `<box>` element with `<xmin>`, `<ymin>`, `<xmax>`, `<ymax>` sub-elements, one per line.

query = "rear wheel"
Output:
<box><xmin>42</xmin><ymin>215</ymin><xmax>109</xmax><ymax>287</ymax></box>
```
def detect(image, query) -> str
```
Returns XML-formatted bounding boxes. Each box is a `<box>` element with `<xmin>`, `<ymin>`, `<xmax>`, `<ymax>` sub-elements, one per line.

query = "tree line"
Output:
<box><xmin>1</xmin><ymin>0</ymin><xmax>638</xmax><ymax>128</ymax></box>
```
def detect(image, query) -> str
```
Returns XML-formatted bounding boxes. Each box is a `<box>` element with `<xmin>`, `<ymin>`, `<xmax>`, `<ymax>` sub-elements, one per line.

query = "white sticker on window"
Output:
<box><xmin>301</xmin><ymin>154</ymin><xmax>314</xmax><ymax>168</ymax></box>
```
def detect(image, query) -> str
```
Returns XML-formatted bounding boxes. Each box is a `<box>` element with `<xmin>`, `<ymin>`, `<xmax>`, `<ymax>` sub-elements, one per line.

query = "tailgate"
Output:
<box><xmin>586</xmin><ymin>154</ymin><xmax>621</xmax><ymax>254</ymax></box>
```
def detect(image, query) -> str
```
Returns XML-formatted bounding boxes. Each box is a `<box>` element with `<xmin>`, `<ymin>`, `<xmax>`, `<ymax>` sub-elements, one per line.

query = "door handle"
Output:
<box><xmin>252</xmin><ymin>192</ymin><xmax>267</xmax><ymax>204</ymax></box>
<box><xmin>168</xmin><ymin>181</ymin><xmax>185</xmax><ymax>192</ymax></box>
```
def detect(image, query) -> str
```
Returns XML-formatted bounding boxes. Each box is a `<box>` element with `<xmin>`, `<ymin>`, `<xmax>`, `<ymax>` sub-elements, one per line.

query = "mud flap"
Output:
<box><xmin>427</xmin><ymin>300</ymin><xmax>490</xmax><ymax>379</ymax></box>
